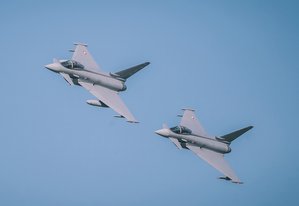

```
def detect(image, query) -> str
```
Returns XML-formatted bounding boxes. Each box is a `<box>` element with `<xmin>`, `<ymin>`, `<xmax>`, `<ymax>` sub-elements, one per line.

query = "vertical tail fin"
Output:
<box><xmin>114</xmin><ymin>62</ymin><xmax>150</xmax><ymax>80</ymax></box>
<box><xmin>221</xmin><ymin>126</ymin><xmax>253</xmax><ymax>143</ymax></box>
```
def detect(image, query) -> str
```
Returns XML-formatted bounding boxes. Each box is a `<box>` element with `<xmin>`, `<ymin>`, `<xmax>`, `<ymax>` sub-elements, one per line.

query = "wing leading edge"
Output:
<box><xmin>72</xmin><ymin>43</ymin><xmax>102</xmax><ymax>73</ymax></box>
<box><xmin>186</xmin><ymin>144</ymin><xmax>242</xmax><ymax>183</ymax></box>
<box><xmin>180</xmin><ymin>109</ymin><xmax>209</xmax><ymax>137</ymax></box>
<box><xmin>78</xmin><ymin>80</ymin><xmax>138</xmax><ymax>123</ymax></box>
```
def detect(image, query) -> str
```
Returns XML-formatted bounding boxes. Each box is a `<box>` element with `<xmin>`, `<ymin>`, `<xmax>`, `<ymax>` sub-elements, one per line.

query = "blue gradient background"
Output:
<box><xmin>0</xmin><ymin>0</ymin><xmax>298</xmax><ymax>205</ymax></box>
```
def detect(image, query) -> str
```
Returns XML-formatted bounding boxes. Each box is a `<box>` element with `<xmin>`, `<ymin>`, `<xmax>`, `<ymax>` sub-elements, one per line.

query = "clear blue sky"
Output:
<box><xmin>0</xmin><ymin>0</ymin><xmax>298</xmax><ymax>205</ymax></box>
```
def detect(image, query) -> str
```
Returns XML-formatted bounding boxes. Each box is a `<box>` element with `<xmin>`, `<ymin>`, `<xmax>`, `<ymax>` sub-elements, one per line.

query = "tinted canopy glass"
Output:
<box><xmin>170</xmin><ymin>126</ymin><xmax>192</xmax><ymax>135</ymax></box>
<box><xmin>61</xmin><ymin>60</ymin><xmax>84</xmax><ymax>70</ymax></box>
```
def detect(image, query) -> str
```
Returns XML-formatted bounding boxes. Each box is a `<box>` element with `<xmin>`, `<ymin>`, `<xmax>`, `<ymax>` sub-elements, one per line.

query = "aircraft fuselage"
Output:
<box><xmin>165</xmin><ymin>130</ymin><xmax>231</xmax><ymax>154</ymax></box>
<box><xmin>47</xmin><ymin>63</ymin><xmax>126</xmax><ymax>92</ymax></box>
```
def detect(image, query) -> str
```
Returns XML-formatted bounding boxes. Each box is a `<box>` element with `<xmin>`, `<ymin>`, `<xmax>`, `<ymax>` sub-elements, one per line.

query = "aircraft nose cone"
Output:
<box><xmin>45</xmin><ymin>63</ymin><xmax>59</xmax><ymax>72</ymax></box>
<box><xmin>155</xmin><ymin>128</ymin><xmax>169</xmax><ymax>137</ymax></box>
<box><xmin>44</xmin><ymin>63</ymin><xmax>53</xmax><ymax>70</ymax></box>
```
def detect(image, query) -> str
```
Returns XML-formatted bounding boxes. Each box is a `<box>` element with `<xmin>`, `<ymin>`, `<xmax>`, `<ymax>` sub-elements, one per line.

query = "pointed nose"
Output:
<box><xmin>155</xmin><ymin>128</ymin><xmax>170</xmax><ymax>137</ymax></box>
<box><xmin>45</xmin><ymin>63</ymin><xmax>59</xmax><ymax>72</ymax></box>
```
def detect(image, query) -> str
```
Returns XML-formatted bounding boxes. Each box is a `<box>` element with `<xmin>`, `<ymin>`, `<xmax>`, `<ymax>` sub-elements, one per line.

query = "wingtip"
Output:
<box><xmin>73</xmin><ymin>42</ymin><xmax>88</xmax><ymax>47</ymax></box>
<box><xmin>181</xmin><ymin>108</ymin><xmax>195</xmax><ymax>112</ymax></box>
<box><xmin>127</xmin><ymin>120</ymin><xmax>139</xmax><ymax>123</ymax></box>
<box><xmin>232</xmin><ymin>181</ymin><xmax>244</xmax><ymax>184</ymax></box>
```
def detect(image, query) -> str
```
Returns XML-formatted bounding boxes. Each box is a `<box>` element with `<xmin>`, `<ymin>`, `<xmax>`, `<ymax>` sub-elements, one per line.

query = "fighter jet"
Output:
<box><xmin>155</xmin><ymin>108</ymin><xmax>253</xmax><ymax>183</ymax></box>
<box><xmin>45</xmin><ymin>43</ymin><xmax>149</xmax><ymax>123</ymax></box>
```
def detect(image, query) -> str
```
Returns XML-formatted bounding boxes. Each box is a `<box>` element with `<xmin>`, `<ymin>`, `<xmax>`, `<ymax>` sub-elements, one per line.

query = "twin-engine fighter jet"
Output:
<box><xmin>45</xmin><ymin>43</ymin><xmax>149</xmax><ymax>123</ymax></box>
<box><xmin>155</xmin><ymin>108</ymin><xmax>253</xmax><ymax>183</ymax></box>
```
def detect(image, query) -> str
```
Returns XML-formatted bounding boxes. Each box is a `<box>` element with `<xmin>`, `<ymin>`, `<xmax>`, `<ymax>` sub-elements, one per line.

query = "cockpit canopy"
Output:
<box><xmin>170</xmin><ymin>126</ymin><xmax>192</xmax><ymax>135</ymax></box>
<box><xmin>61</xmin><ymin>60</ymin><xmax>84</xmax><ymax>70</ymax></box>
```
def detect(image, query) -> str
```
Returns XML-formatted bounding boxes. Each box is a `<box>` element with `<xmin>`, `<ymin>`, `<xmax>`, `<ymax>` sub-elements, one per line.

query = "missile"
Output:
<box><xmin>86</xmin><ymin>100</ymin><xmax>108</xmax><ymax>107</ymax></box>
<box><xmin>219</xmin><ymin>176</ymin><xmax>231</xmax><ymax>181</ymax></box>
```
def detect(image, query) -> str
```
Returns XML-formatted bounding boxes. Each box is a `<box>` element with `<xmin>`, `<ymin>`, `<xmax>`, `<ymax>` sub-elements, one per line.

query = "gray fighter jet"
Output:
<box><xmin>45</xmin><ymin>43</ymin><xmax>149</xmax><ymax>123</ymax></box>
<box><xmin>155</xmin><ymin>108</ymin><xmax>253</xmax><ymax>183</ymax></box>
